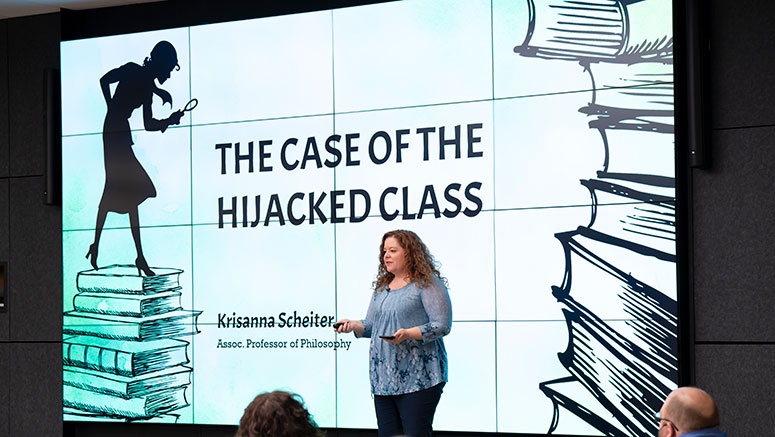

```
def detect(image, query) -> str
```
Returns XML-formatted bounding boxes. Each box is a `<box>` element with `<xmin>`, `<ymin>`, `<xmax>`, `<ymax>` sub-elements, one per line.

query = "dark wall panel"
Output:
<box><xmin>0</xmin><ymin>17</ymin><xmax>8</xmax><ymax>430</ymax></box>
<box><xmin>692</xmin><ymin>126</ymin><xmax>775</xmax><ymax>342</ymax></box>
<box><xmin>0</xmin><ymin>178</ymin><xmax>8</xmax><ymax>342</ymax></box>
<box><xmin>9</xmin><ymin>176</ymin><xmax>61</xmax><ymax>341</ymax></box>
<box><xmin>7</xmin><ymin>13</ymin><xmax>59</xmax><ymax>178</ymax></box>
<box><xmin>695</xmin><ymin>344</ymin><xmax>775</xmax><ymax>437</ymax></box>
<box><xmin>9</xmin><ymin>343</ymin><xmax>61</xmax><ymax>437</ymax></box>
<box><xmin>0</xmin><ymin>343</ymin><xmax>9</xmax><ymax>437</ymax></box>
<box><xmin>0</xmin><ymin>20</ymin><xmax>8</xmax><ymax>178</ymax></box>
<box><xmin>707</xmin><ymin>0</ymin><xmax>775</xmax><ymax>129</ymax></box>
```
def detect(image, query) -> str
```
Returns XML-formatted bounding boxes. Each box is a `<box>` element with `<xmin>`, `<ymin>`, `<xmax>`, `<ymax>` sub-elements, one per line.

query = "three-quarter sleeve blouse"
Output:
<box><xmin>358</xmin><ymin>276</ymin><xmax>451</xmax><ymax>395</ymax></box>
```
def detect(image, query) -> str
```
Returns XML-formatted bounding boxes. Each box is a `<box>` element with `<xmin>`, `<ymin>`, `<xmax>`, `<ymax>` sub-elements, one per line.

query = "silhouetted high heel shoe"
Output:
<box><xmin>135</xmin><ymin>256</ymin><xmax>156</xmax><ymax>277</ymax></box>
<box><xmin>85</xmin><ymin>243</ymin><xmax>99</xmax><ymax>270</ymax></box>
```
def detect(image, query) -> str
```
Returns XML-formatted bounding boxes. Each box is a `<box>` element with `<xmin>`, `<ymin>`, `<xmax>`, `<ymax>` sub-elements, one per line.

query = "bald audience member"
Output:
<box><xmin>657</xmin><ymin>387</ymin><xmax>727</xmax><ymax>436</ymax></box>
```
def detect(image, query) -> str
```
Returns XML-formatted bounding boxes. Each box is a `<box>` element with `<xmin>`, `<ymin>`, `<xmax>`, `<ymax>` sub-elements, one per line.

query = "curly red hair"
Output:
<box><xmin>235</xmin><ymin>391</ymin><xmax>324</xmax><ymax>437</ymax></box>
<box><xmin>373</xmin><ymin>229</ymin><xmax>447</xmax><ymax>291</ymax></box>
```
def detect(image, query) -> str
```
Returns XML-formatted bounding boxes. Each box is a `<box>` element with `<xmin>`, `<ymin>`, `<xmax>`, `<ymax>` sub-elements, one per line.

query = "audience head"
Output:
<box><xmin>236</xmin><ymin>390</ymin><xmax>323</xmax><ymax>437</ymax></box>
<box><xmin>658</xmin><ymin>387</ymin><xmax>721</xmax><ymax>436</ymax></box>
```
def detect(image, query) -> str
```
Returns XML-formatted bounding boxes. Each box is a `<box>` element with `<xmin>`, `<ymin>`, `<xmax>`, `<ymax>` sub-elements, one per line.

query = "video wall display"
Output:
<box><xmin>61</xmin><ymin>0</ymin><xmax>678</xmax><ymax>434</ymax></box>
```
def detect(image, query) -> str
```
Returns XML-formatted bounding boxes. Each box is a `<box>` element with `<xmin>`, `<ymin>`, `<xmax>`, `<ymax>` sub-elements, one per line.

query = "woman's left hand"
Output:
<box><xmin>382</xmin><ymin>327</ymin><xmax>422</xmax><ymax>344</ymax></box>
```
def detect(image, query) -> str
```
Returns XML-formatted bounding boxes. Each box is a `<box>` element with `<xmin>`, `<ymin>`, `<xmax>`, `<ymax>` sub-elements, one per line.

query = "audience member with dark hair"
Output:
<box><xmin>657</xmin><ymin>387</ymin><xmax>727</xmax><ymax>436</ymax></box>
<box><xmin>235</xmin><ymin>390</ymin><xmax>325</xmax><ymax>437</ymax></box>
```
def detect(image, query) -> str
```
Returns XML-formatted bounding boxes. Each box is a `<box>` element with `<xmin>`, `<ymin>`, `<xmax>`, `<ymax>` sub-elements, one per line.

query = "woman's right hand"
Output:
<box><xmin>334</xmin><ymin>319</ymin><xmax>364</xmax><ymax>336</ymax></box>
<box><xmin>334</xmin><ymin>319</ymin><xmax>353</xmax><ymax>333</ymax></box>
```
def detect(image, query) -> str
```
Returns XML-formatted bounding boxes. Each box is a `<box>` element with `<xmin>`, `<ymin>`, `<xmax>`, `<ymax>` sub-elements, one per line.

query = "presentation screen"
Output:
<box><xmin>61</xmin><ymin>0</ymin><xmax>678</xmax><ymax>435</ymax></box>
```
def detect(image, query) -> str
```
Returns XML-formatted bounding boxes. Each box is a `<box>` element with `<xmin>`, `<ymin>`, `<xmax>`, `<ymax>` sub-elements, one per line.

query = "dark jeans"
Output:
<box><xmin>373</xmin><ymin>382</ymin><xmax>445</xmax><ymax>437</ymax></box>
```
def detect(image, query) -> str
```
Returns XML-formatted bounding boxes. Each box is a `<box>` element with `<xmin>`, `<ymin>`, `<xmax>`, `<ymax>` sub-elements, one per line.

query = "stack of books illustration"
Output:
<box><xmin>63</xmin><ymin>265</ymin><xmax>201</xmax><ymax>421</ymax></box>
<box><xmin>515</xmin><ymin>1</ymin><xmax>678</xmax><ymax>436</ymax></box>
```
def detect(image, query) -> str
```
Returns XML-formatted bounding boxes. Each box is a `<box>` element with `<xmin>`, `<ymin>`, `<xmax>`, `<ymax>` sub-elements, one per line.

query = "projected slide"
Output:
<box><xmin>61</xmin><ymin>0</ymin><xmax>677</xmax><ymax>435</ymax></box>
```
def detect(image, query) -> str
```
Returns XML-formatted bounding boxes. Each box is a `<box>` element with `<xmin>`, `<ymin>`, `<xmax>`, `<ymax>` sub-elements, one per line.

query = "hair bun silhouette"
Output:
<box><xmin>150</xmin><ymin>40</ymin><xmax>180</xmax><ymax>71</ymax></box>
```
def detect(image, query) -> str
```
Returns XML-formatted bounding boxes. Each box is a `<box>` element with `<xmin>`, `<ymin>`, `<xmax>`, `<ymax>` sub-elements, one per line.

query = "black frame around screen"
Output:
<box><xmin>61</xmin><ymin>0</ymin><xmax>694</xmax><ymax>435</ymax></box>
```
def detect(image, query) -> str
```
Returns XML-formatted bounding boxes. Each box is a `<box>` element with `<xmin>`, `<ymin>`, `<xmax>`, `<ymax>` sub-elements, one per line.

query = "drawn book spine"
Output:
<box><xmin>587</xmin><ymin>62</ymin><xmax>673</xmax><ymax>110</ymax></box>
<box><xmin>553</xmin><ymin>229</ymin><xmax>678</xmax><ymax>377</ymax></box>
<box><xmin>63</xmin><ymin>336</ymin><xmax>189</xmax><ymax>377</ymax></box>
<box><xmin>559</xmin><ymin>309</ymin><xmax>674</xmax><ymax>436</ymax></box>
<box><xmin>588</xmin><ymin>121</ymin><xmax>675</xmax><ymax>181</ymax></box>
<box><xmin>554</xmin><ymin>288</ymin><xmax>677</xmax><ymax>382</ymax></box>
<box><xmin>63</xmin><ymin>408</ymin><xmax>181</xmax><ymax>423</ymax></box>
<box><xmin>63</xmin><ymin>365</ymin><xmax>192</xmax><ymax>399</ymax></box>
<box><xmin>580</xmin><ymin>178</ymin><xmax>676</xmax><ymax>257</ymax></box>
<box><xmin>63</xmin><ymin>385</ymin><xmax>189</xmax><ymax>420</ymax></box>
<box><xmin>76</xmin><ymin>265</ymin><xmax>183</xmax><ymax>294</ymax></box>
<box><xmin>514</xmin><ymin>0</ymin><xmax>672</xmax><ymax>61</ymax></box>
<box><xmin>63</xmin><ymin>309</ymin><xmax>201</xmax><ymax>341</ymax></box>
<box><xmin>73</xmin><ymin>289</ymin><xmax>182</xmax><ymax>317</ymax></box>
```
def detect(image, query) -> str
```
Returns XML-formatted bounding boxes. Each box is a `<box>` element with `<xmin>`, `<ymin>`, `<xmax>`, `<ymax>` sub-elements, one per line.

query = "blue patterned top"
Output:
<box><xmin>357</xmin><ymin>277</ymin><xmax>452</xmax><ymax>395</ymax></box>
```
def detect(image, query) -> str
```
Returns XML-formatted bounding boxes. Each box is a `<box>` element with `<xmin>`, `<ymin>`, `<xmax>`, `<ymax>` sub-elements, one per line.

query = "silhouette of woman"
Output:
<box><xmin>86</xmin><ymin>40</ymin><xmax>184</xmax><ymax>276</ymax></box>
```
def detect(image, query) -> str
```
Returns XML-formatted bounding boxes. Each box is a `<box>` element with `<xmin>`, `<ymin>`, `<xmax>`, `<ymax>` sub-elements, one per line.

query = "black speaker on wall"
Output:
<box><xmin>686</xmin><ymin>0</ymin><xmax>710</xmax><ymax>169</ymax></box>
<box><xmin>45</xmin><ymin>68</ymin><xmax>62</xmax><ymax>205</ymax></box>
